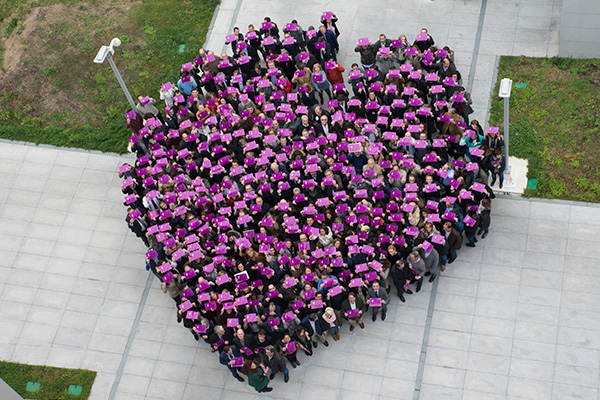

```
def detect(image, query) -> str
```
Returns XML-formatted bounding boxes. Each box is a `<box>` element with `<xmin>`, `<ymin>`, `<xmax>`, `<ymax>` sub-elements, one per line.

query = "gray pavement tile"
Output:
<box><xmin>556</xmin><ymin>344</ymin><xmax>600</xmax><ymax>369</ymax></box>
<box><xmin>464</xmin><ymin>370</ymin><xmax>508</xmax><ymax>395</ymax></box>
<box><xmin>518</xmin><ymin>285</ymin><xmax>561</xmax><ymax>307</ymax></box>
<box><xmin>474</xmin><ymin>298</ymin><xmax>518</xmax><ymax>320</ymax></box>
<box><xmin>469</xmin><ymin>334</ymin><xmax>513</xmax><ymax>357</ymax></box>
<box><xmin>45</xmin><ymin>347</ymin><xmax>86</xmax><ymax>369</ymax></box>
<box><xmin>560</xmin><ymin>290</ymin><xmax>600</xmax><ymax>312</ymax></box>
<box><xmin>152</xmin><ymin>360</ymin><xmax>191</xmax><ymax>383</ymax></box>
<box><xmin>36</xmin><ymin>193</ymin><xmax>73</xmax><ymax>211</ymax></box>
<box><xmin>513</xmin><ymin>320</ymin><xmax>557</xmax><ymax>344</ymax></box>
<box><xmin>49</xmin><ymin>164</ymin><xmax>84</xmax><ymax>182</ymax></box>
<box><xmin>341</xmin><ymin>370</ymin><xmax>383</xmax><ymax>395</ymax></box>
<box><xmin>94</xmin><ymin>315</ymin><xmax>134</xmax><ymax>337</ymax></box>
<box><xmin>88</xmin><ymin>331</ymin><xmax>128</xmax><ymax>354</ymax></box>
<box><xmin>66</xmin><ymin>293</ymin><xmax>104</xmax><ymax>314</ymax></box>
<box><xmin>436</xmin><ymin>276</ymin><xmax>479</xmax><ymax>298</ymax></box>
<box><xmin>522</xmin><ymin>250</ymin><xmax>564</xmax><ymax>272</ymax></box>
<box><xmin>517</xmin><ymin>302</ymin><xmax>560</xmax><ymax>325</ymax></box>
<box><xmin>559</xmin><ymin>308</ymin><xmax>600</xmax><ymax>331</ymax></box>
<box><xmin>507</xmin><ymin>376</ymin><xmax>552</xmax><ymax>400</ymax></box>
<box><xmin>19</xmin><ymin>321</ymin><xmax>58</xmax><ymax>344</ymax></box>
<box><xmin>512</xmin><ymin>339</ymin><xmax>556</xmax><ymax>363</ymax></box>
<box><xmin>551</xmin><ymin>383</ymin><xmax>598</xmax><ymax>400</ymax></box>
<box><xmin>434</xmin><ymin>293</ymin><xmax>477</xmax><ymax>314</ymax></box>
<box><xmin>8</xmin><ymin>266</ymin><xmax>45</xmax><ymax>286</ymax></box>
<box><xmin>31</xmin><ymin>208</ymin><xmax>67</xmax><ymax>225</ymax></box>
<box><xmin>471</xmin><ymin>315</ymin><xmax>515</xmax><ymax>339</ymax></box>
<box><xmin>482</xmin><ymin>231</ymin><xmax>527</xmax><ymax>251</ymax></box>
<box><xmin>419</xmin><ymin>383</ymin><xmax>462</xmax><ymax>400</ymax></box>
<box><xmin>10</xmin><ymin>343</ymin><xmax>50</xmax><ymax>365</ymax></box>
<box><xmin>38</xmin><ymin>273</ymin><xmax>77</xmax><ymax>294</ymax></box>
<box><xmin>122</xmin><ymin>355</ymin><xmax>158</xmax><ymax>378</ymax></box>
<box><xmin>421</xmin><ymin>364</ymin><xmax>465</xmax><ymax>389</ymax></box>
<box><xmin>21</xmin><ymin>237</ymin><xmax>56</xmax><ymax>256</ymax></box>
<box><xmin>520</xmin><ymin>269</ymin><xmax>562</xmax><ymax>290</ymax></box>
<box><xmin>1</xmin><ymin>285</ymin><xmax>37</xmax><ymax>305</ymax></box>
<box><xmin>431</xmin><ymin>310</ymin><xmax>473</xmax><ymax>332</ymax></box>
<box><xmin>509</xmin><ymin>358</ymin><xmax>555</xmax><ymax>382</ymax></box>
<box><xmin>482</xmin><ymin>248</ymin><xmax>526</xmax><ymax>269</ymax></box>
<box><xmin>553</xmin><ymin>363</ymin><xmax>599</xmax><ymax>388</ymax></box>
<box><xmin>428</xmin><ymin>328</ymin><xmax>471</xmax><ymax>351</ymax></box>
<box><xmin>379</xmin><ymin>377</ymin><xmax>414</xmax><ymax>399</ymax></box>
<box><xmin>477</xmin><ymin>281</ymin><xmax>520</xmax><ymax>301</ymax></box>
<box><xmin>479</xmin><ymin>264</ymin><xmax>522</xmax><ymax>284</ymax></box>
<box><xmin>115</xmin><ymin>374</ymin><xmax>151</xmax><ymax>396</ymax></box>
<box><xmin>525</xmin><ymin>234</ymin><xmax>566</xmax><ymax>255</ymax></box>
<box><xmin>0</xmin><ymin>300</ymin><xmax>32</xmax><ymax>322</ymax></box>
<box><xmin>347</xmin><ymin>352</ymin><xmax>386</xmax><ymax>375</ymax></box>
<box><xmin>53</xmin><ymin>327</ymin><xmax>93</xmax><ymax>349</ymax></box>
<box><xmin>44</xmin><ymin>178</ymin><xmax>79</xmax><ymax>196</ymax></box>
<box><xmin>182</xmin><ymin>385</ymin><xmax>223</xmax><ymax>400</ymax></box>
<box><xmin>425</xmin><ymin>346</ymin><xmax>468</xmax><ymax>370</ymax></box>
<box><xmin>467</xmin><ymin>351</ymin><xmax>510</xmax><ymax>375</ymax></box>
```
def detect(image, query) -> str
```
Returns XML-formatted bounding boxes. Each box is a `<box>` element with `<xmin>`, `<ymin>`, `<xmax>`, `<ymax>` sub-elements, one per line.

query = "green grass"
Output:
<box><xmin>489</xmin><ymin>56</ymin><xmax>600</xmax><ymax>202</ymax></box>
<box><xmin>0</xmin><ymin>0</ymin><xmax>218</xmax><ymax>153</ymax></box>
<box><xmin>0</xmin><ymin>361</ymin><xmax>96</xmax><ymax>399</ymax></box>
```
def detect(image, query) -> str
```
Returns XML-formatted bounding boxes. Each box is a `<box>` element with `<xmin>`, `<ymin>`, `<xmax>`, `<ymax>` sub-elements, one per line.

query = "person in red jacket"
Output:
<box><xmin>324</xmin><ymin>58</ymin><xmax>345</xmax><ymax>85</ymax></box>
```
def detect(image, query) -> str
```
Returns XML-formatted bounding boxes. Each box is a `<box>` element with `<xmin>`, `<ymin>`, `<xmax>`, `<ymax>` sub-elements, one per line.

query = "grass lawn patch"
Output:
<box><xmin>0</xmin><ymin>361</ymin><xmax>96</xmax><ymax>399</ymax></box>
<box><xmin>490</xmin><ymin>56</ymin><xmax>600</xmax><ymax>202</ymax></box>
<box><xmin>0</xmin><ymin>0</ymin><xmax>218</xmax><ymax>153</ymax></box>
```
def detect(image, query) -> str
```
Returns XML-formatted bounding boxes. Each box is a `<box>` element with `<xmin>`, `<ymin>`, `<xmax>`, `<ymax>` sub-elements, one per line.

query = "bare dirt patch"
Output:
<box><xmin>0</xmin><ymin>0</ymin><xmax>142</xmax><ymax>123</ymax></box>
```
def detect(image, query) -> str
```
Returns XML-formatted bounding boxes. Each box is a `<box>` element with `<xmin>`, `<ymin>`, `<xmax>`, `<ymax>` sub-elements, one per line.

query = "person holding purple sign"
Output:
<box><xmin>219</xmin><ymin>345</ymin><xmax>245</xmax><ymax>382</ymax></box>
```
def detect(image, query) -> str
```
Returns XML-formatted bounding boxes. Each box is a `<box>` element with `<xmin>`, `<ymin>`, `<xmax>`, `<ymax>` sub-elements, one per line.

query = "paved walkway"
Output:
<box><xmin>560</xmin><ymin>0</ymin><xmax>600</xmax><ymax>58</ymax></box>
<box><xmin>2</xmin><ymin>142</ymin><xmax>600</xmax><ymax>400</ymax></box>
<box><xmin>2</xmin><ymin>1</ymin><xmax>599</xmax><ymax>399</ymax></box>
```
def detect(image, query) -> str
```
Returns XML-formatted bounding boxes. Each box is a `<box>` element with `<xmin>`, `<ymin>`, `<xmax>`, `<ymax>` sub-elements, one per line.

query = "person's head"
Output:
<box><xmin>443</xmin><ymin>222</ymin><xmax>452</xmax><ymax>232</ymax></box>
<box><xmin>233</xmin><ymin>27</ymin><xmax>239</xmax><ymax>35</ymax></box>
<box><xmin>257</xmin><ymin>329</ymin><xmax>266</xmax><ymax>340</ymax></box>
<box><xmin>214</xmin><ymin>325</ymin><xmax>225</xmax><ymax>335</ymax></box>
<box><xmin>379</xmin><ymin>34</ymin><xmax>387</xmax><ymax>43</ymax></box>
<box><xmin>265</xmin><ymin>345</ymin><xmax>275</xmax><ymax>357</ymax></box>
<box><xmin>242</xmin><ymin>359</ymin><xmax>257</xmax><ymax>375</ymax></box>
<box><xmin>223</xmin><ymin>345</ymin><xmax>232</xmax><ymax>354</ymax></box>
<box><xmin>410</xmin><ymin>251</ymin><xmax>420</xmax><ymax>261</ymax></box>
<box><xmin>319</xmin><ymin>25</ymin><xmax>326</xmax><ymax>33</ymax></box>
<box><xmin>236</xmin><ymin>328</ymin><xmax>245</xmax><ymax>340</ymax></box>
<box><xmin>372</xmin><ymin>281</ymin><xmax>380</xmax><ymax>291</ymax></box>
<box><xmin>443</xmin><ymin>58</ymin><xmax>450</xmax><ymax>68</ymax></box>
<box><xmin>309</xmin><ymin>313</ymin><xmax>318</xmax><ymax>321</ymax></box>
<box><xmin>248</xmin><ymin>24</ymin><xmax>255</xmax><ymax>31</ymax></box>
<box><xmin>482</xmin><ymin>198</ymin><xmax>492</xmax><ymax>211</ymax></box>
<box><xmin>420</xmin><ymin>27</ymin><xmax>428</xmax><ymax>34</ymax></box>
<box><xmin>324</xmin><ymin>307</ymin><xmax>334</xmax><ymax>318</ymax></box>
<box><xmin>348</xmin><ymin>292</ymin><xmax>357</xmax><ymax>302</ymax></box>
<box><xmin>320</xmin><ymin>115</ymin><xmax>328</xmax><ymax>125</ymax></box>
<box><xmin>388</xmin><ymin>245</ymin><xmax>397</xmax><ymax>255</ymax></box>
<box><xmin>313</xmin><ymin>63</ymin><xmax>322</xmax><ymax>73</ymax></box>
<box><xmin>351</xmin><ymin>63</ymin><xmax>359</xmax><ymax>71</ymax></box>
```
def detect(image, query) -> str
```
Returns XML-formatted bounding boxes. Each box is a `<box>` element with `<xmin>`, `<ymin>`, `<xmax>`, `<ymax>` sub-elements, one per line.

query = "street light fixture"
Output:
<box><xmin>93</xmin><ymin>37</ymin><xmax>138</xmax><ymax>112</ymax></box>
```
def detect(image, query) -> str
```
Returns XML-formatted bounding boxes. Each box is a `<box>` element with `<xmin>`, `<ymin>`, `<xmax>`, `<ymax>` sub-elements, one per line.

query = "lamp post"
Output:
<box><xmin>498</xmin><ymin>78</ymin><xmax>516</xmax><ymax>189</ymax></box>
<box><xmin>93</xmin><ymin>38</ymin><xmax>137</xmax><ymax>112</ymax></box>
<box><xmin>498</xmin><ymin>78</ymin><xmax>512</xmax><ymax>173</ymax></box>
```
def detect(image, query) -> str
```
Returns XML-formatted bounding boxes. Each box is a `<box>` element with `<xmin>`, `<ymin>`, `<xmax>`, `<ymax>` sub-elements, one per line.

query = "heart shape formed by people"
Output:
<box><xmin>119</xmin><ymin>16</ymin><xmax>494</xmax><ymax>384</ymax></box>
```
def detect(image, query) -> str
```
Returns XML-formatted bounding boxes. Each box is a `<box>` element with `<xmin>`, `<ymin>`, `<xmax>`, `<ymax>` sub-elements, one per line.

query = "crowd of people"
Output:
<box><xmin>121</xmin><ymin>12</ymin><xmax>501</xmax><ymax>392</ymax></box>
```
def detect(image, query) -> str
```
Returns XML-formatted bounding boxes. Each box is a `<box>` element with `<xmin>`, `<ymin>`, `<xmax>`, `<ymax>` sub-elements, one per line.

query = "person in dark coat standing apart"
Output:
<box><xmin>261</xmin><ymin>345</ymin><xmax>290</xmax><ymax>383</ymax></box>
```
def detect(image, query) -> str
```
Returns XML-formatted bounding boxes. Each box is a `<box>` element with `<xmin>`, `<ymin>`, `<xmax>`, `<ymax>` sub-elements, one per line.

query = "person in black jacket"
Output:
<box><xmin>389</xmin><ymin>249</ymin><xmax>415</xmax><ymax>302</ymax></box>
